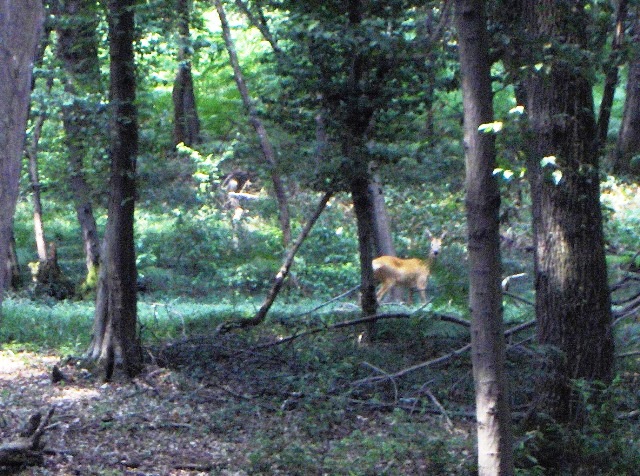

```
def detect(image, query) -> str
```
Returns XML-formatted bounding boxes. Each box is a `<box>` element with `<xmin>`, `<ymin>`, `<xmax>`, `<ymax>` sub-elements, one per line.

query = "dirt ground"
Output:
<box><xmin>1</xmin><ymin>349</ymin><xmax>259</xmax><ymax>475</ymax></box>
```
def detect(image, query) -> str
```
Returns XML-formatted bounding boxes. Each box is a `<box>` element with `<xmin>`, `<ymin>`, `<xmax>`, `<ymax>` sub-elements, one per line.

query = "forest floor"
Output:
<box><xmin>0</xmin><ymin>330</ymin><xmax>474</xmax><ymax>475</ymax></box>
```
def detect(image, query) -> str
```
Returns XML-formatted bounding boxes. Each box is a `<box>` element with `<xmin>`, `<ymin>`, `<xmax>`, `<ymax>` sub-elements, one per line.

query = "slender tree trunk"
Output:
<box><xmin>614</xmin><ymin>10</ymin><xmax>640</xmax><ymax>174</ymax></box>
<box><xmin>342</xmin><ymin>0</ymin><xmax>378</xmax><ymax>338</ymax></box>
<box><xmin>455</xmin><ymin>1</ymin><xmax>514</xmax><ymax>474</ymax></box>
<box><xmin>369</xmin><ymin>169</ymin><xmax>402</xmax><ymax>302</ymax></box>
<box><xmin>7</xmin><ymin>231</ymin><xmax>21</xmax><ymax>290</ymax></box>
<box><xmin>596</xmin><ymin>0</ymin><xmax>628</xmax><ymax>150</ymax></box>
<box><xmin>26</xmin><ymin>26</ymin><xmax>53</xmax><ymax>264</ymax></box>
<box><xmin>215</xmin><ymin>0</ymin><xmax>291</xmax><ymax>247</ymax></box>
<box><xmin>234</xmin><ymin>0</ymin><xmax>281</xmax><ymax>55</ymax></box>
<box><xmin>524</xmin><ymin>1</ymin><xmax>614</xmax><ymax>429</ymax></box>
<box><xmin>0</xmin><ymin>0</ymin><xmax>44</xmax><ymax>308</ymax></box>
<box><xmin>172</xmin><ymin>0</ymin><xmax>200</xmax><ymax>147</ymax></box>
<box><xmin>54</xmin><ymin>0</ymin><xmax>102</xmax><ymax>287</ymax></box>
<box><xmin>26</xmin><ymin>105</ymin><xmax>49</xmax><ymax>262</ymax></box>
<box><xmin>87</xmin><ymin>0</ymin><xmax>141</xmax><ymax>379</ymax></box>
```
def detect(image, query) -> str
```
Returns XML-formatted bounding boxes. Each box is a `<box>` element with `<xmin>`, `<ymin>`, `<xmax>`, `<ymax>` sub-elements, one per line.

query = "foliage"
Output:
<box><xmin>3</xmin><ymin>0</ymin><xmax>640</xmax><ymax>474</ymax></box>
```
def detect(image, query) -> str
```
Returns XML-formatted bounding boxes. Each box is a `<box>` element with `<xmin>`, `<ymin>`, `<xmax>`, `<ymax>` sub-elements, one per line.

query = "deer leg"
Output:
<box><xmin>418</xmin><ymin>288</ymin><xmax>427</xmax><ymax>304</ymax></box>
<box><xmin>376</xmin><ymin>281</ymin><xmax>394</xmax><ymax>302</ymax></box>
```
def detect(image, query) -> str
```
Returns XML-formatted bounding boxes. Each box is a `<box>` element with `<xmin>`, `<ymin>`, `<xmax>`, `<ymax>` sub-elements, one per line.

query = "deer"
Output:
<box><xmin>372</xmin><ymin>229</ymin><xmax>446</xmax><ymax>304</ymax></box>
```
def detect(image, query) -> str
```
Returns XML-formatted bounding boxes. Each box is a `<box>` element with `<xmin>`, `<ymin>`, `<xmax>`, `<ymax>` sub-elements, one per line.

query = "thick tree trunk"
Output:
<box><xmin>0</xmin><ymin>1</ymin><xmax>44</xmax><ymax>307</ymax></box>
<box><xmin>524</xmin><ymin>1</ymin><xmax>614</xmax><ymax>426</ymax></box>
<box><xmin>172</xmin><ymin>0</ymin><xmax>200</xmax><ymax>147</ymax></box>
<box><xmin>87</xmin><ymin>0</ymin><xmax>141</xmax><ymax>379</ymax></box>
<box><xmin>455</xmin><ymin>1</ymin><xmax>514</xmax><ymax>474</ymax></box>
<box><xmin>54</xmin><ymin>0</ymin><xmax>102</xmax><ymax>289</ymax></box>
<box><xmin>215</xmin><ymin>0</ymin><xmax>291</xmax><ymax>246</ymax></box>
<box><xmin>614</xmin><ymin>12</ymin><xmax>640</xmax><ymax>174</ymax></box>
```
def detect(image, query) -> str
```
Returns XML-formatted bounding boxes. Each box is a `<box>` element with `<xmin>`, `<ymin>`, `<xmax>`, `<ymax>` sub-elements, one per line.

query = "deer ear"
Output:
<box><xmin>424</xmin><ymin>228</ymin><xmax>433</xmax><ymax>239</ymax></box>
<box><xmin>440</xmin><ymin>230</ymin><xmax>448</xmax><ymax>239</ymax></box>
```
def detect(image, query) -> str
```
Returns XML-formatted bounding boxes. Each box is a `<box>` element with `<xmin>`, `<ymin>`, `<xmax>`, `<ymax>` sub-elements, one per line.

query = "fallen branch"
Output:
<box><xmin>253</xmin><ymin>311</ymin><xmax>412</xmax><ymax>349</ymax></box>
<box><xmin>434</xmin><ymin>312</ymin><xmax>471</xmax><ymax>328</ymax></box>
<box><xmin>215</xmin><ymin>191</ymin><xmax>332</xmax><ymax>335</ymax></box>
<box><xmin>0</xmin><ymin>407</ymin><xmax>55</xmax><ymax>468</ymax></box>
<box><xmin>353</xmin><ymin>319</ymin><xmax>536</xmax><ymax>386</ymax></box>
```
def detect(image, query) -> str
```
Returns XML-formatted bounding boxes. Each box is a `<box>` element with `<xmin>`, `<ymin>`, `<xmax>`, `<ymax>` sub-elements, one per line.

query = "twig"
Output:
<box><xmin>252</xmin><ymin>312</ymin><xmax>411</xmax><ymax>349</ymax></box>
<box><xmin>292</xmin><ymin>285</ymin><xmax>360</xmax><ymax>319</ymax></box>
<box><xmin>434</xmin><ymin>312</ymin><xmax>471</xmax><ymax>328</ymax></box>
<box><xmin>353</xmin><ymin>319</ymin><xmax>536</xmax><ymax>386</ymax></box>
<box><xmin>424</xmin><ymin>388</ymin><xmax>454</xmax><ymax>432</ymax></box>
<box><xmin>353</xmin><ymin>343</ymin><xmax>472</xmax><ymax>387</ymax></box>
<box><xmin>361</xmin><ymin>362</ymin><xmax>398</xmax><ymax>402</ymax></box>
<box><xmin>503</xmin><ymin>291</ymin><xmax>535</xmax><ymax>307</ymax></box>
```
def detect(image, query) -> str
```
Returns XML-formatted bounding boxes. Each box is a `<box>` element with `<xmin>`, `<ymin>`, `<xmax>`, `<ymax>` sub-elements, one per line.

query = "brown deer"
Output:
<box><xmin>372</xmin><ymin>229</ymin><xmax>446</xmax><ymax>304</ymax></box>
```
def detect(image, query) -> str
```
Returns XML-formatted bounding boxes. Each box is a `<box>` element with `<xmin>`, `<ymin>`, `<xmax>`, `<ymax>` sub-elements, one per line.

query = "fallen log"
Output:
<box><xmin>0</xmin><ymin>408</ymin><xmax>55</xmax><ymax>469</ymax></box>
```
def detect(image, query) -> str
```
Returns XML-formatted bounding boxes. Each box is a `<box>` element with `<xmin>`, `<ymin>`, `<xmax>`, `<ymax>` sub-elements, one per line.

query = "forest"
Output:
<box><xmin>1</xmin><ymin>0</ymin><xmax>640</xmax><ymax>474</ymax></box>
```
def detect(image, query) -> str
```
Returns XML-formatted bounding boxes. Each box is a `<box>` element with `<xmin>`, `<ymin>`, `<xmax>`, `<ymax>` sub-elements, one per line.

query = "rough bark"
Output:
<box><xmin>614</xmin><ymin>11</ymin><xmax>640</xmax><ymax>174</ymax></box>
<box><xmin>455</xmin><ymin>1</ymin><xmax>514</xmax><ymax>474</ymax></box>
<box><xmin>87</xmin><ymin>0</ymin><xmax>141</xmax><ymax>379</ymax></box>
<box><xmin>524</xmin><ymin>1</ymin><xmax>614</xmax><ymax>426</ymax></box>
<box><xmin>172</xmin><ymin>0</ymin><xmax>200</xmax><ymax>147</ymax></box>
<box><xmin>0</xmin><ymin>0</ymin><xmax>44</xmax><ymax>308</ymax></box>
<box><xmin>215</xmin><ymin>0</ymin><xmax>291</xmax><ymax>246</ymax></box>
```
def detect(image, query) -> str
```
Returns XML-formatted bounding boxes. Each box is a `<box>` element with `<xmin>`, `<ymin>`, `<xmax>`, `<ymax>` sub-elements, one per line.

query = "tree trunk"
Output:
<box><xmin>596</xmin><ymin>0</ymin><xmax>628</xmax><ymax>150</ymax></box>
<box><xmin>524</xmin><ymin>1</ymin><xmax>614</xmax><ymax>427</ymax></box>
<box><xmin>614</xmin><ymin>11</ymin><xmax>640</xmax><ymax>174</ymax></box>
<box><xmin>87</xmin><ymin>0</ymin><xmax>141</xmax><ymax>379</ymax></box>
<box><xmin>7</xmin><ymin>231</ymin><xmax>22</xmax><ymax>290</ymax></box>
<box><xmin>455</xmin><ymin>1</ymin><xmax>514</xmax><ymax>474</ymax></box>
<box><xmin>351</xmin><ymin>169</ymin><xmax>378</xmax><ymax>339</ymax></box>
<box><xmin>54</xmin><ymin>0</ymin><xmax>103</xmax><ymax>290</ymax></box>
<box><xmin>215</xmin><ymin>0</ymin><xmax>291</xmax><ymax>247</ymax></box>
<box><xmin>343</xmin><ymin>0</ymin><xmax>378</xmax><ymax>338</ymax></box>
<box><xmin>172</xmin><ymin>0</ymin><xmax>200</xmax><ymax>147</ymax></box>
<box><xmin>369</xmin><ymin>169</ymin><xmax>402</xmax><ymax>302</ymax></box>
<box><xmin>26</xmin><ymin>104</ymin><xmax>49</xmax><ymax>262</ymax></box>
<box><xmin>0</xmin><ymin>1</ymin><xmax>44</xmax><ymax>308</ymax></box>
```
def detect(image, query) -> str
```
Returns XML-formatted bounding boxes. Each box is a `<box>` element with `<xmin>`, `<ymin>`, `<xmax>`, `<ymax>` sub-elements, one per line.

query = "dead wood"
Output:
<box><xmin>216</xmin><ymin>192</ymin><xmax>332</xmax><ymax>335</ymax></box>
<box><xmin>353</xmin><ymin>319</ymin><xmax>536</xmax><ymax>387</ymax></box>
<box><xmin>0</xmin><ymin>408</ymin><xmax>55</xmax><ymax>469</ymax></box>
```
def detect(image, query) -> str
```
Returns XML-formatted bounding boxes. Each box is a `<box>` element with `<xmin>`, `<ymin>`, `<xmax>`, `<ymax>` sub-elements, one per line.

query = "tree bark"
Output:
<box><xmin>524</xmin><ymin>1</ymin><xmax>614</xmax><ymax>426</ymax></box>
<box><xmin>596</xmin><ymin>0</ymin><xmax>628</xmax><ymax>150</ymax></box>
<box><xmin>369</xmin><ymin>169</ymin><xmax>402</xmax><ymax>302</ymax></box>
<box><xmin>7</xmin><ymin>231</ymin><xmax>22</xmax><ymax>290</ymax></box>
<box><xmin>0</xmin><ymin>0</ymin><xmax>44</xmax><ymax>308</ymax></box>
<box><xmin>54</xmin><ymin>0</ymin><xmax>103</xmax><ymax>288</ymax></box>
<box><xmin>87</xmin><ymin>0</ymin><xmax>141</xmax><ymax>379</ymax></box>
<box><xmin>172</xmin><ymin>0</ymin><xmax>200</xmax><ymax>147</ymax></box>
<box><xmin>614</xmin><ymin>10</ymin><xmax>640</xmax><ymax>174</ymax></box>
<box><xmin>343</xmin><ymin>0</ymin><xmax>378</xmax><ymax>338</ymax></box>
<box><xmin>455</xmin><ymin>1</ymin><xmax>514</xmax><ymax>474</ymax></box>
<box><xmin>215</xmin><ymin>0</ymin><xmax>291</xmax><ymax>247</ymax></box>
<box><xmin>26</xmin><ymin>101</ymin><xmax>49</xmax><ymax>262</ymax></box>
